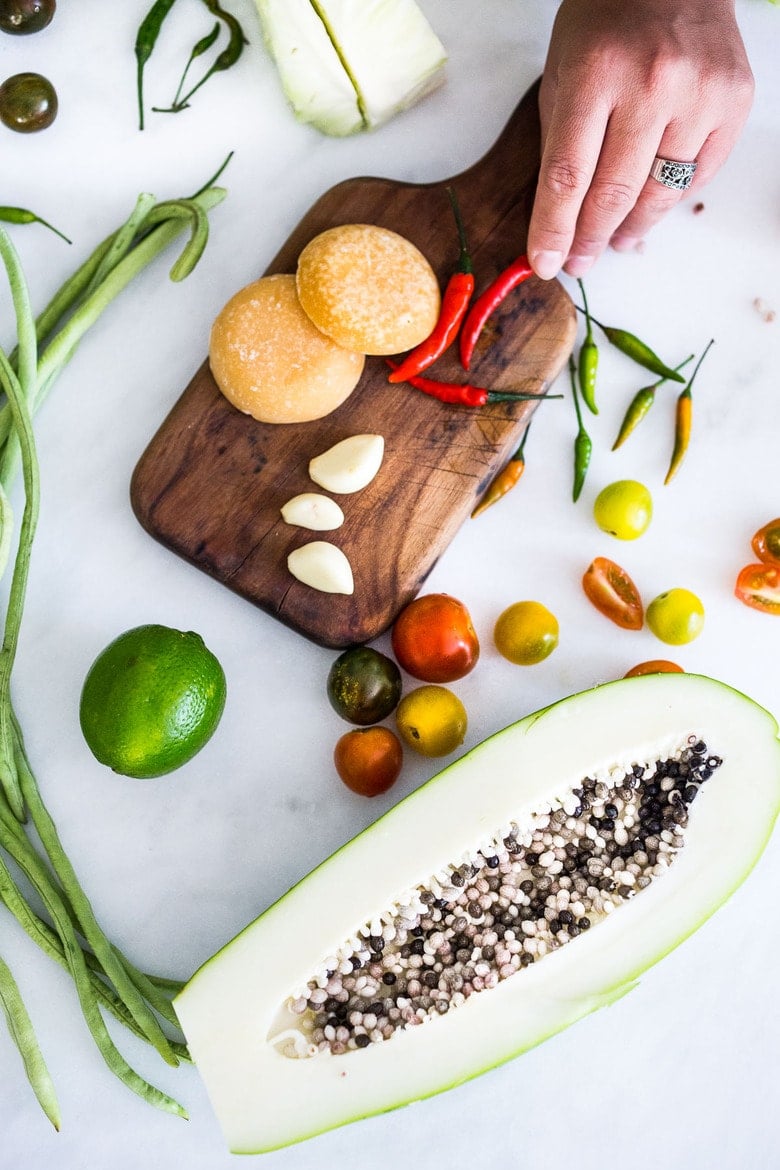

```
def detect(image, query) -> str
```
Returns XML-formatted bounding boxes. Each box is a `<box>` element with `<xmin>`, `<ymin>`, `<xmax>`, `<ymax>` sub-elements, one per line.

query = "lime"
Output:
<box><xmin>593</xmin><ymin>480</ymin><xmax>653</xmax><ymax>540</ymax></box>
<box><xmin>79</xmin><ymin>624</ymin><xmax>227</xmax><ymax>778</ymax></box>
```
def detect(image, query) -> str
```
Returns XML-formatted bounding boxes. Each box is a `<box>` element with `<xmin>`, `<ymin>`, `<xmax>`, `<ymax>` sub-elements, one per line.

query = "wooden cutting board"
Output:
<box><xmin>130</xmin><ymin>81</ymin><xmax>576</xmax><ymax>649</ymax></box>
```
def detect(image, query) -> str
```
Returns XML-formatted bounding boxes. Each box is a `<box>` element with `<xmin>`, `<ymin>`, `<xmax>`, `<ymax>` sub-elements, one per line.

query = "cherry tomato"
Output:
<box><xmin>327</xmin><ymin>646</ymin><xmax>402</xmax><ymax>725</ymax></box>
<box><xmin>395</xmin><ymin>685</ymin><xmax>467</xmax><ymax>757</ymax></box>
<box><xmin>582</xmin><ymin>557</ymin><xmax>643</xmax><ymax>630</ymax></box>
<box><xmin>735</xmin><ymin>563</ymin><xmax>780</xmax><ymax>616</ymax></box>
<box><xmin>494</xmin><ymin>601</ymin><xmax>559</xmax><ymax>665</ymax></box>
<box><xmin>391</xmin><ymin>594</ymin><xmax>479</xmax><ymax>683</ymax></box>
<box><xmin>0</xmin><ymin>72</ymin><xmax>58</xmax><ymax>132</ymax></box>
<box><xmin>646</xmin><ymin>588</ymin><xmax>705</xmax><ymax>644</ymax></box>
<box><xmin>593</xmin><ymin>480</ymin><xmax>653</xmax><ymax>540</ymax></box>
<box><xmin>751</xmin><ymin>519</ymin><xmax>780</xmax><ymax>567</ymax></box>
<box><xmin>0</xmin><ymin>0</ymin><xmax>55</xmax><ymax>34</ymax></box>
<box><xmin>624</xmin><ymin>660</ymin><xmax>683</xmax><ymax>678</ymax></box>
<box><xmin>334</xmin><ymin>727</ymin><xmax>403</xmax><ymax>796</ymax></box>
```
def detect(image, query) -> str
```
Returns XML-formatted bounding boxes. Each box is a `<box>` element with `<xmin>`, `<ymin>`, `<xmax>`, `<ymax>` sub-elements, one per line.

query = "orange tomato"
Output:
<box><xmin>391</xmin><ymin>593</ymin><xmax>479</xmax><ymax>683</ymax></box>
<box><xmin>333</xmin><ymin>727</ymin><xmax>403</xmax><ymax>797</ymax></box>
<box><xmin>624</xmin><ymin>660</ymin><xmax>684</xmax><ymax>678</ymax></box>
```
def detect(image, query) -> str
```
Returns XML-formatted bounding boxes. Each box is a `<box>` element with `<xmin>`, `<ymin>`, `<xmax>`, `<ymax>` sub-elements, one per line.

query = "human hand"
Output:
<box><xmin>527</xmin><ymin>0</ymin><xmax>754</xmax><ymax>280</ymax></box>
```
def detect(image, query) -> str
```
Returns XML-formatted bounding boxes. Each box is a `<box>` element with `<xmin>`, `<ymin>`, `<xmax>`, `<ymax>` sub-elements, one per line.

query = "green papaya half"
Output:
<box><xmin>175</xmin><ymin>674</ymin><xmax>780</xmax><ymax>1153</ymax></box>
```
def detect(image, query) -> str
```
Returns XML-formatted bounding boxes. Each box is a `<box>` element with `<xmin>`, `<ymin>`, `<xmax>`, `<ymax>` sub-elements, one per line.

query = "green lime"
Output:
<box><xmin>79</xmin><ymin>624</ymin><xmax>227</xmax><ymax>778</ymax></box>
<box><xmin>593</xmin><ymin>480</ymin><xmax>653</xmax><ymax>540</ymax></box>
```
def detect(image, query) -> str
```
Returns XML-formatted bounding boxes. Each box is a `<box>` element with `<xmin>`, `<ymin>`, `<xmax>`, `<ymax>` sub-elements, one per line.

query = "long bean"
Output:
<box><xmin>0</xmin><ymin>817</ymin><xmax>187</xmax><ymax>1116</ymax></box>
<box><xmin>0</xmin><ymin>953</ymin><xmax>61</xmax><ymax>1129</ymax></box>
<box><xmin>0</xmin><ymin>854</ymin><xmax>189</xmax><ymax>1060</ymax></box>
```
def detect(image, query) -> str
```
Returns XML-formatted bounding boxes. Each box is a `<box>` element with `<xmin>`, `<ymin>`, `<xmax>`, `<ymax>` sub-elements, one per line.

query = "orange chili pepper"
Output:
<box><xmin>471</xmin><ymin>426</ymin><xmax>530</xmax><ymax>518</ymax></box>
<box><xmin>664</xmin><ymin>339</ymin><xmax>714</xmax><ymax>485</ymax></box>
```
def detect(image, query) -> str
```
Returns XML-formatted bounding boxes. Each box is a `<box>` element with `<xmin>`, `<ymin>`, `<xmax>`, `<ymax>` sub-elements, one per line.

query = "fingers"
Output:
<box><xmin>528</xmin><ymin>80</ymin><xmax>612</xmax><ymax>280</ymax></box>
<box><xmin>609</xmin><ymin>125</ymin><xmax>744</xmax><ymax>249</ymax></box>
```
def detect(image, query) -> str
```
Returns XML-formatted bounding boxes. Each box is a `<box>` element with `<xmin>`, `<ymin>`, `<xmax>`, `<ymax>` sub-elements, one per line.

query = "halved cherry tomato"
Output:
<box><xmin>391</xmin><ymin>593</ymin><xmax>479</xmax><ymax>683</ymax></box>
<box><xmin>582</xmin><ymin>557</ymin><xmax>643</xmax><ymax>630</ymax></box>
<box><xmin>751</xmin><ymin>519</ymin><xmax>780</xmax><ymax>566</ymax></box>
<box><xmin>735</xmin><ymin>563</ymin><xmax>780</xmax><ymax>616</ymax></box>
<box><xmin>333</xmin><ymin>727</ymin><xmax>404</xmax><ymax>796</ymax></box>
<box><xmin>624</xmin><ymin>659</ymin><xmax>683</xmax><ymax>678</ymax></box>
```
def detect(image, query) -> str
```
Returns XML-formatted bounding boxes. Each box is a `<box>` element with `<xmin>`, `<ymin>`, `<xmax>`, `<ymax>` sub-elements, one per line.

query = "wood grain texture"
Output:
<box><xmin>130</xmin><ymin>81</ymin><xmax>576</xmax><ymax>649</ymax></box>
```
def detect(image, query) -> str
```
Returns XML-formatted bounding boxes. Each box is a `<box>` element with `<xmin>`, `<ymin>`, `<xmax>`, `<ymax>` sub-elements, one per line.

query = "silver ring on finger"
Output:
<box><xmin>649</xmin><ymin>157</ymin><xmax>697</xmax><ymax>192</ymax></box>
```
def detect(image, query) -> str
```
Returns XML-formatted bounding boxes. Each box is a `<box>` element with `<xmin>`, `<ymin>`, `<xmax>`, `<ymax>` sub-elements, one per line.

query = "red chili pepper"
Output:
<box><xmin>388</xmin><ymin>188</ymin><xmax>474</xmax><ymax>383</ymax></box>
<box><xmin>459</xmin><ymin>253</ymin><xmax>534</xmax><ymax>370</ymax></box>
<box><xmin>386</xmin><ymin>361</ymin><xmax>559</xmax><ymax>409</ymax></box>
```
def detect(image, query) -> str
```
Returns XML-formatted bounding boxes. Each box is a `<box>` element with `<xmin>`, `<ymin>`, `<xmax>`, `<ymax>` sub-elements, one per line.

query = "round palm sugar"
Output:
<box><xmin>296</xmin><ymin>224</ymin><xmax>441</xmax><ymax>356</ymax></box>
<box><xmin>209</xmin><ymin>274</ymin><xmax>365</xmax><ymax>424</ymax></box>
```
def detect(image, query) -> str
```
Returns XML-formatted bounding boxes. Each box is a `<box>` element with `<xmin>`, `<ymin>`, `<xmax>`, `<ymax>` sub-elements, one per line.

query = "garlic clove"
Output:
<box><xmin>280</xmin><ymin>493</ymin><xmax>345</xmax><ymax>531</ymax></box>
<box><xmin>308</xmin><ymin>434</ymin><xmax>385</xmax><ymax>494</ymax></box>
<box><xmin>287</xmin><ymin>542</ymin><xmax>354</xmax><ymax>595</ymax></box>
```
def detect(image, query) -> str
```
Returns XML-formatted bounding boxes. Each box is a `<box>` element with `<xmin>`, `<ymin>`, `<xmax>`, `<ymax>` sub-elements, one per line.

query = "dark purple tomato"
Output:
<box><xmin>0</xmin><ymin>0</ymin><xmax>56</xmax><ymax>35</ymax></box>
<box><xmin>0</xmin><ymin>72</ymin><xmax>58</xmax><ymax>132</ymax></box>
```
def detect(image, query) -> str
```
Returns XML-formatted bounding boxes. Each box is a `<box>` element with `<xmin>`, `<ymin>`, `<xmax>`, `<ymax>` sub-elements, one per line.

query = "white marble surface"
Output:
<box><xmin>1</xmin><ymin>2</ymin><xmax>779</xmax><ymax>1167</ymax></box>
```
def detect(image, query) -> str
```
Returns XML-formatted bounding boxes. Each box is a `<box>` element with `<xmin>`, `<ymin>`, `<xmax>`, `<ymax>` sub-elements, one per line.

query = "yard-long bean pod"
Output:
<box><xmin>0</xmin><ymin>230</ymin><xmax>38</xmax><ymax>819</ymax></box>
<box><xmin>11</xmin><ymin>720</ymin><xmax>183</xmax><ymax>1037</ymax></box>
<box><xmin>0</xmin><ymin>843</ymin><xmax>187</xmax><ymax>1055</ymax></box>
<box><xmin>0</xmin><ymin>205</ymin><xmax>70</xmax><ymax>244</ymax></box>
<box><xmin>82</xmin><ymin>193</ymin><xmax>157</xmax><ymax>299</ymax></box>
<box><xmin>0</xmin><ymin>953</ymin><xmax>60</xmax><ymax>1129</ymax></box>
<box><xmin>0</xmin><ymin>186</ymin><xmax>226</xmax><ymax>498</ymax></box>
<box><xmin>0</xmin><ymin>178</ymin><xmax>224</xmax><ymax>1121</ymax></box>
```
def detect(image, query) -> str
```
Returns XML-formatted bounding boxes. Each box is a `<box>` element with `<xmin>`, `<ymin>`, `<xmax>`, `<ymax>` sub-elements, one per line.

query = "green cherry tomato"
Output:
<box><xmin>646</xmin><ymin>588</ymin><xmax>705</xmax><ymax>645</ymax></box>
<box><xmin>0</xmin><ymin>72</ymin><xmax>58</xmax><ymax>132</ymax></box>
<box><xmin>0</xmin><ymin>0</ymin><xmax>56</xmax><ymax>34</ymax></box>
<box><xmin>327</xmin><ymin>646</ymin><xmax>402</xmax><ymax>726</ymax></box>
<box><xmin>593</xmin><ymin>480</ymin><xmax>653</xmax><ymax>540</ymax></box>
<box><xmin>494</xmin><ymin>601</ymin><xmax>559</xmax><ymax>665</ymax></box>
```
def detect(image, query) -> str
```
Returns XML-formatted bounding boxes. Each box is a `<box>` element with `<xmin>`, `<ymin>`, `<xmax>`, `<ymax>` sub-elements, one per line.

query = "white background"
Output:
<box><xmin>1</xmin><ymin>2</ymin><xmax>779</xmax><ymax>1167</ymax></box>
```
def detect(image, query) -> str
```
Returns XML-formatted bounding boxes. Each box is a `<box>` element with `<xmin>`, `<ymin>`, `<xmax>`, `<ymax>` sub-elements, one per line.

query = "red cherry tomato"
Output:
<box><xmin>391</xmin><ymin>593</ymin><xmax>480</xmax><ymax>683</ymax></box>
<box><xmin>333</xmin><ymin>727</ymin><xmax>404</xmax><ymax>796</ymax></box>
<box><xmin>582</xmin><ymin>557</ymin><xmax>643</xmax><ymax>630</ymax></box>
<box><xmin>624</xmin><ymin>659</ymin><xmax>683</xmax><ymax>678</ymax></box>
<box><xmin>751</xmin><ymin>519</ymin><xmax>780</xmax><ymax>566</ymax></box>
<box><xmin>735</xmin><ymin>563</ymin><xmax>780</xmax><ymax>616</ymax></box>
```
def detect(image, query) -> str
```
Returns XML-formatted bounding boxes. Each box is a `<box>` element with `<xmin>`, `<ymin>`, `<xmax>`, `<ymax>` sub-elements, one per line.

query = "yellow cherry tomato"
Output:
<box><xmin>395</xmin><ymin>685</ymin><xmax>467</xmax><ymax>757</ymax></box>
<box><xmin>646</xmin><ymin>588</ymin><xmax>705</xmax><ymax>645</ymax></box>
<box><xmin>494</xmin><ymin>601</ymin><xmax>559</xmax><ymax>665</ymax></box>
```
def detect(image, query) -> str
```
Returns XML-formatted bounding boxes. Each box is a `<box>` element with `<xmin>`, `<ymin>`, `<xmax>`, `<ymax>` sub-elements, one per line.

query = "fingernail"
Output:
<box><xmin>611</xmin><ymin>236</ymin><xmax>643</xmax><ymax>253</ymax></box>
<box><xmin>563</xmin><ymin>255</ymin><xmax>594</xmax><ymax>278</ymax></box>
<box><xmin>531</xmin><ymin>250</ymin><xmax>564</xmax><ymax>280</ymax></box>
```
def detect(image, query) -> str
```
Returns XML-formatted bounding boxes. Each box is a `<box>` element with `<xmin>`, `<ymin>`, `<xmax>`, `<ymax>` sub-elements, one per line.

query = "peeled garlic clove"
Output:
<box><xmin>308</xmin><ymin>434</ymin><xmax>384</xmax><ymax>494</ymax></box>
<box><xmin>280</xmin><ymin>493</ymin><xmax>345</xmax><ymax>531</ymax></box>
<box><xmin>287</xmin><ymin>542</ymin><xmax>354</xmax><ymax>594</ymax></box>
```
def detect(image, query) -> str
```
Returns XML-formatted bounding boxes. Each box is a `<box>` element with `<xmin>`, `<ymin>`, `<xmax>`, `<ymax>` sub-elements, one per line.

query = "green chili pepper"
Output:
<box><xmin>569</xmin><ymin>355</ymin><xmax>592</xmax><ymax>503</ymax></box>
<box><xmin>577</xmin><ymin>279</ymin><xmax>599</xmax><ymax>415</ymax></box>
<box><xmin>168</xmin><ymin>0</ymin><xmax>248</xmax><ymax>111</ymax></box>
<box><xmin>575</xmin><ymin>307</ymin><xmax>686</xmax><ymax>383</ymax></box>
<box><xmin>664</xmin><ymin>339</ymin><xmax>714</xmax><ymax>485</ymax></box>
<box><xmin>135</xmin><ymin>0</ymin><xmax>179</xmax><ymax>131</ymax></box>
<box><xmin>612</xmin><ymin>355</ymin><xmax>694</xmax><ymax>450</ymax></box>
<box><xmin>0</xmin><ymin>206</ymin><xmax>70</xmax><ymax>244</ymax></box>
<box><xmin>171</xmin><ymin>21</ymin><xmax>220</xmax><ymax>109</ymax></box>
